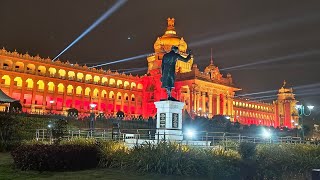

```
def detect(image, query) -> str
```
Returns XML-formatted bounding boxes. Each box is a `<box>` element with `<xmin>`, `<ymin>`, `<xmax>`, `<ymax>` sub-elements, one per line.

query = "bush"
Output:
<box><xmin>11</xmin><ymin>143</ymin><xmax>99</xmax><ymax>171</ymax></box>
<box><xmin>99</xmin><ymin>141</ymin><xmax>241</xmax><ymax>178</ymax></box>
<box><xmin>0</xmin><ymin>114</ymin><xmax>21</xmax><ymax>151</ymax></box>
<box><xmin>239</xmin><ymin>142</ymin><xmax>256</xmax><ymax>159</ymax></box>
<box><xmin>256</xmin><ymin>144</ymin><xmax>320</xmax><ymax>179</ymax></box>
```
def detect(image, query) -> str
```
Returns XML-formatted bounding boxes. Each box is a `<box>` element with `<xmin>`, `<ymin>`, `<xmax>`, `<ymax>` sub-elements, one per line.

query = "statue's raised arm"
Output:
<box><xmin>161</xmin><ymin>46</ymin><xmax>192</xmax><ymax>101</ymax></box>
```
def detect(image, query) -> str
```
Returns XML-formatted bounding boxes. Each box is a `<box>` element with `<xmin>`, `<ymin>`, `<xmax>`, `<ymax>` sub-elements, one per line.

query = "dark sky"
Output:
<box><xmin>1</xmin><ymin>0</ymin><xmax>320</xmax><ymax>111</ymax></box>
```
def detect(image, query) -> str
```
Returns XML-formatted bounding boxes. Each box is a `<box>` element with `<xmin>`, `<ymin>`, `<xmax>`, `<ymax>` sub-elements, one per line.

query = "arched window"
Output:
<box><xmin>47</xmin><ymin>82</ymin><xmax>55</xmax><ymax>92</ymax></box>
<box><xmin>117</xmin><ymin>92</ymin><xmax>122</xmax><ymax>100</ymax></box>
<box><xmin>117</xmin><ymin>80</ymin><xmax>123</xmax><ymax>88</ymax></box>
<box><xmin>26</xmin><ymin>78</ymin><xmax>34</xmax><ymax>88</ymax></box>
<box><xmin>85</xmin><ymin>87</ymin><xmax>91</xmax><ymax>96</ymax></box>
<box><xmin>131</xmin><ymin>94</ymin><xmax>135</xmax><ymax>101</ymax></box>
<box><xmin>124</xmin><ymin>81</ymin><xmax>130</xmax><ymax>89</ymax></box>
<box><xmin>93</xmin><ymin>76</ymin><xmax>100</xmax><ymax>84</ymax></box>
<box><xmin>68</xmin><ymin>71</ymin><xmax>75</xmax><ymax>80</ymax></box>
<box><xmin>15</xmin><ymin>62</ymin><xmax>24</xmax><ymax>72</ymax></box>
<box><xmin>67</xmin><ymin>85</ymin><xmax>74</xmax><ymax>94</ymax></box>
<box><xmin>58</xmin><ymin>83</ymin><xmax>64</xmax><ymax>93</ymax></box>
<box><xmin>85</xmin><ymin>74</ymin><xmax>92</xmax><ymax>82</ymax></box>
<box><xmin>102</xmin><ymin>77</ymin><xmax>108</xmax><ymax>85</ymax></box>
<box><xmin>58</xmin><ymin>69</ymin><xmax>66</xmax><ymax>78</ymax></box>
<box><xmin>26</xmin><ymin>64</ymin><xmax>35</xmax><ymax>74</ymax></box>
<box><xmin>109</xmin><ymin>91</ymin><xmax>115</xmax><ymax>99</ymax></box>
<box><xmin>109</xmin><ymin>78</ymin><xmax>115</xmax><ymax>86</ymax></box>
<box><xmin>48</xmin><ymin>67</ymin><xmax>56</xmax><ymax>77</ymax></box>
<box><xmin>13</xmin><ymin>77</ymin><xmax>22</xmax><ymax>87</ymax></box>
<box><xmin>37</xmin><ymin>80</ymin><xmax>45</xmax><ymax>91</ymax></box>
<box><xmin>101</xmin><ymin>90</ymin><xmax>107</xmax><ymax>98</ymax></box>
<box><xmin>38</xmin><ymin>66</ymin><xmax>46</xmax><ymax>75</ymax></box>
<box><xmin>93</xmin><ymin>88</ymin><xmax>99</xmax><ymax>97</ymax></box>
<box><xmin>76</xmin><ymin>86</ymin><xmax>82</xmax><ymax>95</ymax></box>
<box><xmin>77</xmin><ymin>73</ymin><xmax>84</xmax><ymax>81</ymax></box>
<box><xmin>124</xmin><ymin>93</ymin><xmax>129</xmax><ymax>101</ymax></box>
<box><xmin>131</xmin><ymin>82</ymin><xmax>136</xmax><ymax>89</ymax></box>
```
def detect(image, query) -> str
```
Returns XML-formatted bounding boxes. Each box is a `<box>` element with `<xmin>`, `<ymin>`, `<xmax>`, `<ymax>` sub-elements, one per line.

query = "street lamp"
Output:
<box><xmin>49</xmin><ymin>100</ymin><xmax>54</xmax><ymax>114</ymax></box>
<box><xmin>295</xmin><ymin>104</ymin><xmax>314</xmax><ymax>140</ymax></box>
<box><xmin>89</xmin><ymin>103</ymin><xmax>97</xmax><ymax>131</ymax></box>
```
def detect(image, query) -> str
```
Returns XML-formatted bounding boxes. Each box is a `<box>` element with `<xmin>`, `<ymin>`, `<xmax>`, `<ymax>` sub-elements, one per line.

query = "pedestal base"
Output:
<box><xmin>154</xmin><ymin>101</ymin><xmax>184</xmax><ymax>141</ymax></box>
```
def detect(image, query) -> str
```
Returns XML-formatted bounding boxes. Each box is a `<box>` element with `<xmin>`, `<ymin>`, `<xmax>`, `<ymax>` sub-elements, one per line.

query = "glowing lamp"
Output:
<box><xmin>262</xmin><ymin>128</ymin><xmax>271</xmax><ymax>138</ymax></box>
<box><xmin>49</xmin><ymin>100</ymin><xmax>54</xmax><ymax>104</ymax></box>
<box><xmin>185</xmin><ymin>129</ymin><xmax>195</xmax><ymax>139</ymax></box>
<box><xmin>89</xmin><ymin>103</ymin><xmax>97</xmax><ymax>109</ymax></box>
<box><xmin>307</xmin><ymin>105</ymin><xmax>314</xmax><ymax>110</ymax></box>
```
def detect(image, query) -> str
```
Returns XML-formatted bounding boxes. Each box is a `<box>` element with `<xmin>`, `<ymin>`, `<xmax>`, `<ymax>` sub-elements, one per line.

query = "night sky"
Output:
<box><xmin>1</xmin><ymin>0</ymin><xmax>320</xmax><ymax>113</ymax></box>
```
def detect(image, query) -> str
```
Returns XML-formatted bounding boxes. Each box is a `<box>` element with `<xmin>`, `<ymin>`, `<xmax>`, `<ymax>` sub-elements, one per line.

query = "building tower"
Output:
<box><xmin>275</xmin><ymin>81</ymin><xmax>298</xmax><ymax>128</ymax></box>
<box><xmin>147</xmin><ymin>17</ymin><xmax>193</xmax><ymax>76</ymax></box>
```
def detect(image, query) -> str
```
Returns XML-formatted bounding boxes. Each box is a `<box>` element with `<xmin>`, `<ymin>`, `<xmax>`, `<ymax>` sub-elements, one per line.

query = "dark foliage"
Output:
<box><xmin>11</xmin><ymin>144</ymin><xmax>99</xmax><ymax>171</ymax></box>
<box><xmin>239</xmin><ymin>142</ymin><xmax>256</xmax><ymax>160</ymax></box>
<box><xmin>0</xmin><ymin>114</ymin><xmax>20</xmax><ymax>151</ymax></box>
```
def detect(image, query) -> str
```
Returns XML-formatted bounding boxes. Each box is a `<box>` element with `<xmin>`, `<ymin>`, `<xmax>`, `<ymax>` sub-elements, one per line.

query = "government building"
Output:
<box><xmin>0</xmin><ymin>18</ymin><xmax>298</xmax><ymax>128</ymax></box>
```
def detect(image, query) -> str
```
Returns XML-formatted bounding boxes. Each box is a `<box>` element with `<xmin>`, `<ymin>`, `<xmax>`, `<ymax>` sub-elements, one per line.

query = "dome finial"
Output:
<box><xmin>167</xmin><ymin>17</ymin><xmax>175</xmax><ymax>28</ymax></box>
<box><xmin>282</xmin><ymin>80</ymin><xmax>286</xmax><ymax>88</ymax></box>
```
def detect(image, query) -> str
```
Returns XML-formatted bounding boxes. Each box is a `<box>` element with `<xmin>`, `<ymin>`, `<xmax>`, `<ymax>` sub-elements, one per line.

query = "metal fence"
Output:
<box><xmin>35</xmin><ymin>128</ymin><xmax>303</xmax><ymax>148</ymax></box>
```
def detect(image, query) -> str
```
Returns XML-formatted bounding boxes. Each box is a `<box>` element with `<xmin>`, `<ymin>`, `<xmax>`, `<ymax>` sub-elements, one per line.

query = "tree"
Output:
<box><xmin>67</xmin><ymin>108</ymin><xmax>78</xmax><ymax>118</ymax></box>
<box><xmin>0</xmin><ymin>114</ymin><xmax>20</xmax><ymax>151</ymax></box>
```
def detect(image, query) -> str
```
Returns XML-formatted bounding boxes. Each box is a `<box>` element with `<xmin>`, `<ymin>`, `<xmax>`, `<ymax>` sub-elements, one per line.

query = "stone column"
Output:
<box><xmin>202</xmin><ymin>92</ymin><xmax>206</xmax><ymax>114</ymax></box>
<box><xmin>120</xmin><ymin>93</ymin><xmax>124</xmax><ymax>112</ymax></box>
<box><xmin>216</xmin><ymin>94</ymin><xmax>220</xmax><ymax>115</ymax></box>
<box><xmin>193</xmin><ymin>90</ymin><xmax>197</xmax><ymax>112</ymax></box>
<box><xmin>208</xmin><ymin>93</ymin><xmax>213</xmax><ymax>118</ymax></box>
<box><xmin>227</xmin><ymin>96</ymin><xmax>233</xmax><ymax>120</ymax></box>
<box><xmin>20</xmin><ymin>78</ymin><xmax>26</xmax><ymax>103</ymax></box>
<box><xmin>187</xmin><ymin>90</ymin><xmax>191</xmax><ymax>113</ymax></box>
<box><xmin>196</xmin><ymin>92</ymin><xmax>200</xmax><ymax>113</ymax></box>
<box><xmin>222</xmin><ymin>94</ymin><xmax>227</xmax><ymax>115</ymax></box>
<box><xmin>9</xmin><ymin>76</ymin><xmax>14</xmax><ymax>96</ymax></box>
<box><xmin>128</xmin><ymin>93</ymin><xmax>132</xmax><ymax>115</ymax></box>
<box><xmin>97</xmin><ymin>89</ymin><xmax>101</xmax><ymax>111</ymax></box>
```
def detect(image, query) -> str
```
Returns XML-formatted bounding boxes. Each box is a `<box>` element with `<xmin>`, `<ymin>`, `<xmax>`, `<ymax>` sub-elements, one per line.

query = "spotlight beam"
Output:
<box><xmin>90</xmin><ymin>53</ymin><xmax>150</xmax><ymax>68</ymax></box>
<box><xmin>236</xmin><ymin>83</ymin><xmax>320</xmax><ymax>97</ymax></box>
<box><xmin>190</xmin><ymin>13</ymin><xmax>320</xmax><ymax>47</ymax></box>
<box><xmin>221</xmin><ymin>50</ymin><xmax>320</xmax><ymax>71</ymax></box>
<box><xmin>52</xmin><ymin>0</ymin><xmax>127</xmax><ymax>61</ymax></box>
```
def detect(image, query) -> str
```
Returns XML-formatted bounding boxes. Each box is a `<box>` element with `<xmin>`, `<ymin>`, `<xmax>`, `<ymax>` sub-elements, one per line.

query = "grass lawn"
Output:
<box><xmin>0</xmin><ymin>153</ymin><xmax>200</xmax><ymax>180</ymax></box>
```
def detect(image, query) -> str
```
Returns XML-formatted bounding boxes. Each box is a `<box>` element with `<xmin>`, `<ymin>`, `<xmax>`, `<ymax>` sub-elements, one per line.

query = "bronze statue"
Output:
<box><xmin>161</xmin><ymin>46</ymin><xmax>192</xmax><ymax>100</ymax></box>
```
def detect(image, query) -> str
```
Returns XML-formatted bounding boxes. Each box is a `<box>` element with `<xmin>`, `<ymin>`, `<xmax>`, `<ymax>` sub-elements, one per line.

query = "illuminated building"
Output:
<box><xmin>0</xmin><ymin>18</ymin><xmax>298</xmax><ymax>128</ymax></box>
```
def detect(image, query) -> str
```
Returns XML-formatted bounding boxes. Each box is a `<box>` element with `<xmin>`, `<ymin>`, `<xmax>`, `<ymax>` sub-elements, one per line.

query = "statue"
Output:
<box><xmin>161</xmin><ymin>46</ymin><xmax>192</xmax><ymax>100</ymax></box>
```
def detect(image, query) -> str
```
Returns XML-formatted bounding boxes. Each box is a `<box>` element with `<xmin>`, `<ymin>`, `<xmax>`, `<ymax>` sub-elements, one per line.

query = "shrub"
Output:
<box><xmin>0</xmin><ymin>114</ymin><xmax>20</xmax><ymax>151</ymax></box>
<box><xmin>11</xmin><ymin>143</ymin><xmax>99</xmax><ymax>171</ymax></box>
<box><xmin>239</xmin><ymin>142</ymin><xmax>256</xmax><ymax>159</ymax></box>
<box><xmin>98</xmin><ymin>140</ymin><xmax>129</xmax><ymax>168</ymax></box>
<box><xmin>256</xmin><ymin>144</ymin><xmax>320</xmax><ymax>179</ymax></box>
<box><xmin>98</xmin><ymin>141</ymin><xmax>241</xmax><ymax>178</ymax></box>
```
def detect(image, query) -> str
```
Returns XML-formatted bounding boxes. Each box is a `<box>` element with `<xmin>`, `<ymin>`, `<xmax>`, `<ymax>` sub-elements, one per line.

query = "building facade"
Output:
<box><xmin>0</xmin><ymin>18</ymin><xmax>298</xmax><ymax>128</ymax></box>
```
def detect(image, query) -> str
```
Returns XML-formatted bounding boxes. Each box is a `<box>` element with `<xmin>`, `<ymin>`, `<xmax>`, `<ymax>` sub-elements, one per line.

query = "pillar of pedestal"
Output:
<box><xmin>154</xmin><ymin>101</ymin><xmax>185</xmax><ymax>141</ymax></box>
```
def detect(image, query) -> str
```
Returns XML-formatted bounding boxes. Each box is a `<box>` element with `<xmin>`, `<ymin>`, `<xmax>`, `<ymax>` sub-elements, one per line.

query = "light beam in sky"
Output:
<box><xmin>52</xmin><ymin>0</ymin><xmax>127</xmax><ymax>61</ymax></box>
<box><xmin>190</xmin><ymin>13</ymin><xmax>320</xmax><ymax>47</ymax></box>
<box><xmin>90</xmin><ymin>53</ymin><xmax>150</xmax><ymax>68</ymax></box>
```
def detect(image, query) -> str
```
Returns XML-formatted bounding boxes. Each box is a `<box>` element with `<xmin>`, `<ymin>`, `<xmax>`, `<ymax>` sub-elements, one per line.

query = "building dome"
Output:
<box><xmin>154</xmin><ymin>18</ymin><xmax>187</xmax><ymax>53</ymax></box>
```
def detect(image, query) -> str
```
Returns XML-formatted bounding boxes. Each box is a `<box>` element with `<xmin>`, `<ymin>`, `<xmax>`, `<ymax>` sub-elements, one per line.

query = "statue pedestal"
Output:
<box><xmin>154</xmin><ymin>101</ymin><xmax>184</xmax><ymax>141</ymax></box>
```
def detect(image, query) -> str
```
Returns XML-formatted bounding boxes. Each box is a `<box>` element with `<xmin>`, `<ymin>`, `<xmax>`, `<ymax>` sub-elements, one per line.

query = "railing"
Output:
<box><xmin>35</xmin><ymin>128</ymin><xmax>304</xmax><ymax>147</ymax></box>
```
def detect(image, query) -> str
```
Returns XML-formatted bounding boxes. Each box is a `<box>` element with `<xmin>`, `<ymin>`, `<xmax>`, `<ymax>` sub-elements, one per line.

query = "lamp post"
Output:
<box><xmin>295</xmin><ymin>104</ymin><xmax>314</xmax><ymax>140</ymax></box>
<box><xmin>89</xmin><ymin>103</ymin><xmax>97</xmax><ymax>131</ymax></box>
<box><xmin>49</xmin><ymin>100</ymin><xmax>54</xmax><ymax>114</ymax></box>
